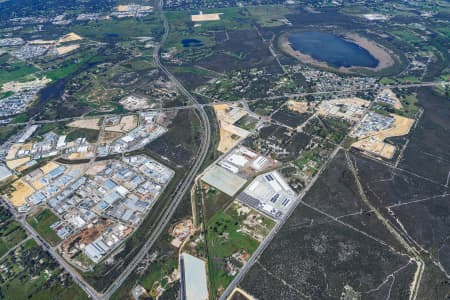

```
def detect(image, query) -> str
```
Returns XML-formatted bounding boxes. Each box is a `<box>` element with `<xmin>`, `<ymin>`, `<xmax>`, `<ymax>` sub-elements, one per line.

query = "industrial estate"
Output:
<box><xmin>0</xmin><ymin>0</ymin><xmax>449</xmax><ymax>300</ymax></box>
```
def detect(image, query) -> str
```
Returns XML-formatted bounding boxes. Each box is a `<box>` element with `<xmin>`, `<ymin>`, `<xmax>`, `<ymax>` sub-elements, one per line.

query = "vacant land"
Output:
<box><xmin>0</xmin><ymin>53</ymin><xmax>39</xmax><ymax>86</ymax></box>
<box><xmin>27</xmin><ymin>208</ymin><xmax>61</xmax><ymax>246</ymax></box>
<box><xmin>240</xmin><ymin>202</ymin><xmax>409</xmax><ymax>299</ymax></box>
<box><xmin>301</xmin><ymin>150</ymin><xmax>368</xmax><ymax>217</ymax></box>
<box><xmin>398</xmin><ymin>88</ymin><xmax>450</xmax><ymax>185</ymax></box>
<box><xmin>207</xmin><ymin>210</ymin><xmax>259</xmax><ymax>298</ymax></box>
<box><xmin>146</xmin><ymin>110</ymin><xmax>201</xmax><ymax>167</ymax></box>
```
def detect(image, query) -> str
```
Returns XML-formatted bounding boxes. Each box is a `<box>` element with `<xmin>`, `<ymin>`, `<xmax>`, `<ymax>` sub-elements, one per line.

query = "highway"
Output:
<box><xmin>101</xmin><ymin>0</ymin><xmax>211</xmax><ymax>298</ymax></box>
<box><xmin>0</xmin><ymin>1</ymin><xmax>211</xmax><ymax>299</ymax></box>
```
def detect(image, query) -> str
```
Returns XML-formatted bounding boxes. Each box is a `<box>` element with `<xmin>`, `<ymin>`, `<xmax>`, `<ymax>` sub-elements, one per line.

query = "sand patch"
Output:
<box><xmin>105</xmin><ymin>115</ymin><xmax>137</xmax><ymax>133</ymax></box>
<box><xmin>6</xmin><ymin>157</ymin><xmax>30</xmax><ymax>170</ymax></box>
<box><xmin>1</xmin><ymin>77</ymin><xmax>51</xmax><ymax>93</ymax></box>
<box><xmin>100</xmin><ymin>131</ymin><xmax>123</xmax><ymax>144</ymax></box>
<box><xmin>8</xmin><ymin>180</ymin><xmax>34</xmax><ymax>207</ymax></box>
<box><xmin>56</xmin><ymin>44</ymin><xmax>80</xmax><ymax>55</ymax></box>
<box><xmin>227</xmin><ymin>288</ymin><xmax>256</xmax><ymax>300</ymax></box>
<box><xmin>68</xmin><ymin>118</ymin><xmax>101</xmax><ymax>130</ymax></box>
<box><xmin>29</xmin><ymin>39</ymin><xmax>55</xmax><ymax>45</ymax></box>
<box><xmin>6</xmin><ymin>144</ymin><xmax>21</xmax><ymax>160</ymax></box>
<box><xmin>287</xmin><ymin>100</ymin><xmax>309</xmax><ymax>113</ymax></box>
<box><xmin>40</xmin><ymin>161</ymin><xmax>59</xmax><ymax>174</ymax></box>
<box><xmin>191</xmin><ymin>12</ymin><xmax>222</xmax><ymax>22</ymax></box>
<box><xmin>67</xmin><ymin>152</ymin><xmax>94</xmax><ymax>160</ymax></box>
<box><xmin>218</xmin><ymin>129</ymin><xmax>241</xmax><ymax>153</ymax></box>
<box><xmin>352</xmin><ymin>114</ymin><xmax>414</xmax><ymax>159</ymax></box>
<box><xmin>213</xmin><ymin>104</ymin><xmax>250</xmax><ymax>153</ymax></box>
<box><xmin>58</xmin><ymin>32</ymin><xmax>82</xmax><ymax>43</ymax></box>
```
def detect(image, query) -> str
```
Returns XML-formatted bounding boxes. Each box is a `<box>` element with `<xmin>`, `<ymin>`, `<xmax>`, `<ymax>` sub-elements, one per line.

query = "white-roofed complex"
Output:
<box><xmin>237</xmin><ymin>171</ymin><xmax>296</xmax><ymax>220</ymax></box>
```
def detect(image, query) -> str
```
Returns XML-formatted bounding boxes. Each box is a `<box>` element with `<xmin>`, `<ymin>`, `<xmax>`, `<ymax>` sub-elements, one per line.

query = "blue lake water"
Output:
<box><xmin>181</xmin><ymin>38</ymin><xmax>204</xmax><ymax>48</ymax></box>
<box><xmin>288</xmin><ymin>31</ymin><xmax>379</xmax><ymax>68</ymax></box>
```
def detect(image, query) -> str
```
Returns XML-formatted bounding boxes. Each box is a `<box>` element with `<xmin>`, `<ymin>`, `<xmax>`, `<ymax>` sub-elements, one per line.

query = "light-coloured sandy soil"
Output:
<box><xmin>287</xmin><ymin>100</ymin><xmax>310</xmax><ymax>113</ymax></box>
<box><xmin>6</xmin><ymin>157</ymin><xmax>30</xmax><ymax>169</ymax></box>
<box><xmin>2</xmin><ymin>77</ymin><xmax>51</xmax><ymax>93</ymax></box>
<box><xmin>56</xmin><ymin>44</ymin><xmax>80</xmax><ymax>55</ymax></box>
<box><xmin>352</xmin><ymin>114</ymin><xmax>414</xmax><ymax>159</ymax></box>
<box><xmin>191</xmin><ymin>13</ymin><xmax>222</xmax><ymax>22</ymax></box>
<box><xmin>7</xmin><ymin>180</ymin><xmax>34</xmax><ymax>207</ymax></box>
<box><xmin>68</xmin><ymin>118</ymin><xmax>101</xmax><ymax>130</ymax></box>
<box><xmin>105</xmin><ymin>115</ymin><xmax>137</xmax><ymax>133</ymax></box>
<box><xmin>213</xmin><ymin>104</ymin><xmax>250</xmax><ymax>153</ymax></box>
<box><xmin>57</xmin><ymin>32</ymin><xmax>82</xmax><ymax>43</ymax></box>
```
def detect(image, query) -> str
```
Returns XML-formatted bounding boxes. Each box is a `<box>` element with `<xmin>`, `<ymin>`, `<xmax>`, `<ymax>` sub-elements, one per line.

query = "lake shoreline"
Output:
<box><xmin>279</xmin><ymin>31</ymin><xmax>395</xmax><ymax>73</ymax></box>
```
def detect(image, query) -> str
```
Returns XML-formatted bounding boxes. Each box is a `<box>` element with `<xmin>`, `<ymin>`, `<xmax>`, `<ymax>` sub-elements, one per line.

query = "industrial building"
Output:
<box><xmin>237</xmin><ymin>171</ymin><xmax>296</xmax><ymax>220</ymax></box>
<box><xmin>180</xmin><ymin>253</ymin><xmax>209</xmax><ymax>300</ymax></box>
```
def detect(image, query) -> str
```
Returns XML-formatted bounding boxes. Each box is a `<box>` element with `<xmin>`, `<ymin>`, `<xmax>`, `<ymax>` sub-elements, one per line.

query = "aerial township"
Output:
<box><xmin>0</xmin><ymin>0</ymin><xmax>448</xmax><ymax>300</ymax></box>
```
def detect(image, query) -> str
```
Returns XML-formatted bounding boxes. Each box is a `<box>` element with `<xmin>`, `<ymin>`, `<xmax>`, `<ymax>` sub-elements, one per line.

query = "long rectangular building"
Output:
<box><xmin>180</xmin><ymin>253</ymin><xmax>209</xmax><ymax>300</ymax></box>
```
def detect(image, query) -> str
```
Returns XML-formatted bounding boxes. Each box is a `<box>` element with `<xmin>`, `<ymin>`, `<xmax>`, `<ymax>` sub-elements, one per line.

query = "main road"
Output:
<box><xmin>4</xmin><ymin>82</ymin><xmax>447</xmax><ymax>128</ymax></box>
<box><xmin>218</xmin><ymin>143</ymin><xmax>342</xmax><ymax>300</ymax></box>
<box><xmin>101</xmin><ymin>0</ymin><xmax>211</xmax><ymax>298</ymax></box>
<box><xmin>0</xmin><ymin>198</ymin><xmax>102</xmax><ymax>299</ymax></box>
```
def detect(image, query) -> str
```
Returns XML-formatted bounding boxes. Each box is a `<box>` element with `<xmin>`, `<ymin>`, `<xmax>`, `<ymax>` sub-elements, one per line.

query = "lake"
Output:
<box><xmin>288</xmin><ymin>31</ymin><xmax>379</xmax><ymax>68</ymax></box>
<box><xmin>181</xmin><ymin>38</ymin><xmax>204</xmax><ymax>48</ymax></box>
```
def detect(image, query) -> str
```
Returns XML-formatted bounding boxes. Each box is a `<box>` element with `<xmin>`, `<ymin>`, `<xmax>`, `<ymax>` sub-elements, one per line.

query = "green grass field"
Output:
<box><xmin>204</xmin><ymin>188</ymin><xmax>233</xmax><ymax>221</ymax></box>
<box><xmin>206</xmin><ymin>210</ymin><xmax>259</xmax><ymax>297</ymax></box>
<box><xmin>392</xmin><ymin>30</ymin><xmax>423</xmax><ymax>44</ymax></box>
<box><xmin>397</xmin><ymin>76</ymin><xmax>422</xmax><ymax>84</ymax></box>
<box><xmin>66</xmin><ymin>128</ymin><xmax>99</xmax><ymax>143</ymax></box>
<box><xmin>379</xmin><ymin>77</ymin><xmax>397</xmax><ymax>85</ymax></box>
<box><xmin>0</xmin><ymin>221</ymin><xmax>27</xmax><ymax>257</ymax></box>
<box><xmin>165</xmin><ymin>7</ymin><xmax>252</xmax><ymax>50</ymax></box>
<box><xmin>27</xmin><ymin>209</ymin><xmax>61</xmax><ymax>246</ymax></box>
<box><xmin>70</xmin><ymin>15</ymin><xmax>162</xmax><ymax>42</ymax></box>
<box><xmin>0</xmin><ymin>53</ymin><xmax>39</xmax><ymax>86</ymax></box>
<box><xmin>247</xmin><ymin>5</ymin><xmax>290</xmax><ymax>27</ymax></box>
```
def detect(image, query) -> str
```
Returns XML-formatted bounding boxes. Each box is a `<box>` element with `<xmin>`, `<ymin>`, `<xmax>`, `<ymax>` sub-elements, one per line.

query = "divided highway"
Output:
<box><xmin>101</xmin><ymin>0</ymin><xmax>211</xmax><ymax>298</ymax></box>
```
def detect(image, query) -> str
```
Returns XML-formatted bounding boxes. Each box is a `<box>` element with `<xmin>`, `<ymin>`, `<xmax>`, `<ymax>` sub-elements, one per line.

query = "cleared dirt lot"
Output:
<box><xmin>352</xmin><ymin>113</ymin><xmax>414</xmax><ymax>159</ymax></box>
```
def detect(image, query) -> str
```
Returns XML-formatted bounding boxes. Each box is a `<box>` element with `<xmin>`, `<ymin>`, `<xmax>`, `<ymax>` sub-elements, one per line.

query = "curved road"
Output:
<box><xmin>102</xmin><ymin>1</ymin><xmax>211</xmax><ymax>299</ymax></box>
